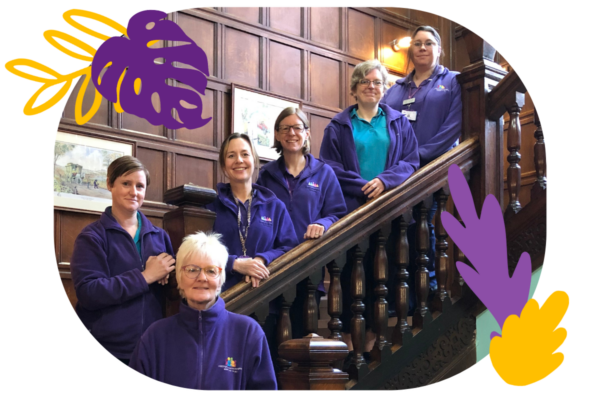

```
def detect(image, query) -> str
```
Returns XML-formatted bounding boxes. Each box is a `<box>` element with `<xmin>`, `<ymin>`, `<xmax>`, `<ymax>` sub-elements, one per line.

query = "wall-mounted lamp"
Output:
<box><xmin>391</xmin><ymin>36</ymin><xmax>411</xmax><ymax>52</ymax></box>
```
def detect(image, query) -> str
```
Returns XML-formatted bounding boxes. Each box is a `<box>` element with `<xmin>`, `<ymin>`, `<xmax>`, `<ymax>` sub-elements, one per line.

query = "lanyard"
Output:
<box><xmin>234</xmin><ymin>193</ymin><xmax>252</xmax><ymax>257</ymax></box>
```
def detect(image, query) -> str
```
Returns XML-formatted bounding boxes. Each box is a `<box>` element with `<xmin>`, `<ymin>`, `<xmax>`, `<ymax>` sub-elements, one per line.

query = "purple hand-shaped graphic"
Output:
<box><xmin>441</xmin><ymin>165</ymin><xmax>531</xmax><ymax>338</ymax></box>
<box><xmin>91</xmin><ymin>10</ymin><xmax>211</xmax><ymax>129</ymax></box>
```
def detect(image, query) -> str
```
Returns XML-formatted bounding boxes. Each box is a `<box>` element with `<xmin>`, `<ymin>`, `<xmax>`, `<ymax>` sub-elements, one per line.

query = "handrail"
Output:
<box><xmin>222</xmin><ymin>137</ymin><xmax>480</xmax><ymax>314</ymax></box>
<box><xmin>487</xmin><ymin>69</ymin><xmax>526</xmax><ymax>120</ymax></box>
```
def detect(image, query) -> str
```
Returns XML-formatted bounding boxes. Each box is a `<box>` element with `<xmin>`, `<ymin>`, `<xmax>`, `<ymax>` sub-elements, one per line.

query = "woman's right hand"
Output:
<box><xmin>234</xmin><ymin>257</ymin><xmax>270</xmax><ymax>280</ymax></box>
<box><xmin>142</xmin><ymin>253</ymin><xmax>176</xmax><ymax>284</ymax></box>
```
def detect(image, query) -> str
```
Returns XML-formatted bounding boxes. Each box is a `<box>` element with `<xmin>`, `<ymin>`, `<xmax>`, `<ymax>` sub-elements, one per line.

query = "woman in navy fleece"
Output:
<box><xmin>320</xmin><ymin>59</ymin><xmax>419</xmax><ymax>352</ymax></box>
<box><xmin>256</xmin><ymin>108</ymin><xmax>346</xmax><ymax>336</ymax></box>
<box><xmin>129</xmin><ymin>231</ymin><xmax>277</xmax><ymax>390</ymax></box>
<box><xmin>206</xmin><ymin>133</ymin><xmax>298</xmax><ymax>290</ymax></box>
<box><xmin>70</xmin><ymin>156</ymin><xmax>175</xmax><ymax>365</ymax></box>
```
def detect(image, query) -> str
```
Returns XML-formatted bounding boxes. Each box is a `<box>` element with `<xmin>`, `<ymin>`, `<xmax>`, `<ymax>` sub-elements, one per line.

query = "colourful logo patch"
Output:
<box><xmin>261</xmin><ymin>216</ymin><xmax>272</xmax><ymax>222</ymax></box>
<box><xmin>437</xmin><ymin>84</ymin><xmax>445</xmax><ymax>90</ymax></box>
<box><xmin>226</xmin><ymin>357</ymin><xmax>236</xmax><ymax>368</ymax></box>
<box><xmin>308</xmin><ymin>182</ymin><xmax>319</xmax><ymax>188</ymax></box>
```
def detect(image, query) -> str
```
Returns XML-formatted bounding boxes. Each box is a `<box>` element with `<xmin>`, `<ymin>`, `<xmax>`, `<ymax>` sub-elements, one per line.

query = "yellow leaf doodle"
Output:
<box><xmin>4</xmin><ymin>9</ymin><xmax>127</xmax><ymax>124</ymax></box>
<box><xmin>490</xmin><ymin>291</ymin><xmax>569</xmax><ymax>386</ymax></box>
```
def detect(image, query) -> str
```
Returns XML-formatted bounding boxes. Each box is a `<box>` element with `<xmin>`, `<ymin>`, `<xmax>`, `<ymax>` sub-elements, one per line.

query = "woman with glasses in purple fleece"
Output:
<box><xmin>129</xmin><ymin>231</ymin><xmax>277</xmax><ymax>390</ymax></box>
<box><xmin>70</xmin><ymin>156</ymin><xmax>175</xmax><ymax>365</ymax></box>
<box><xmin>256</xmin><ymin>107</ymin><xmax>347</xmax><ymax>337</ymax></box>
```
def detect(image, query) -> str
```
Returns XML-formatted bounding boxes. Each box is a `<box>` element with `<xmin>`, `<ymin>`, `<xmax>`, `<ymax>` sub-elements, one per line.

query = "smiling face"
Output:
<box><xmin>224</xmin><ymin>138</ymin><xmax>255</xmax><ymax>184</ymax></box>
<box><xmin>108</xmin><ymin>170</ymin><xmax>146</xmax><ymax>214</ymax></box>
<box><xmin>275</xmin><ymin>114</ymin><xmax>310</xmax><ymax>155</ymax></box>
<box><xmin>410</xmin><ymin>30</ymin><xmax>441</xmax><ymax>70</ymax></box>
<box><xmin>180</xmin><ymin>253</ymin><xmax>222</xmax><ymax>311</ymax></box>
<box><xmin>351</xmin><ymin>68</ymin><xmax>384</xmax><ymax>109</ymax></box>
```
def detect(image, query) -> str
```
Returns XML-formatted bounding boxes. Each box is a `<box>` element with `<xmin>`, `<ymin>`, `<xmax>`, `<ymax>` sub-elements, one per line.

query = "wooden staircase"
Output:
<box><xmin>162</xmin><ymin>28</ymin><xmax>547</xmax><ymax>390</ymax></box>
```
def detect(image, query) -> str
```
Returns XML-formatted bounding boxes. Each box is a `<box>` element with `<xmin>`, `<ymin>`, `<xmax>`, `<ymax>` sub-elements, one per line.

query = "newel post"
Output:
<box><xmin>456</xmin><ymin>28</ymin><xmax>507</xmax><ymax>214</ymax></box>
<box><xmin>162</xmin><ymin>184</ymin><xmax>217</xmax><ymax>316</ymax></box>
<box><xmin>277</xmin><ymin>334</ymin><xmax>349</xmax><ymax>390</ymax></box>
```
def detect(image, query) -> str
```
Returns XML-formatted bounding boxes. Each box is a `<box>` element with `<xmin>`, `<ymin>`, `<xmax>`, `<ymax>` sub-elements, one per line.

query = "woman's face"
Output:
<box><xmin>352</xmin><ymin>68</ymin><xmax>385</xmax><ymax>109</ymax></box>
<box><xmin>108</xmin><ymin>170</ymin><xmax>146</xmax><ymax>214</ymax></box>
<box><xmin>224</xmin><ymin>138</ymin><xmax>255</xmax><ymax>184</ymax></box>
<box><xmin>275</xmin><ymin>114</ymin><xmax>310</xmax><ymax>155</ymax></box>
<box><xmin>180</xmin><ymin>254</ymin><xmax>222</xmax><ymax>311</ymax></box>
<box><xmin>411</xmin><ymin>30</ymin><xmax>441</xmax><ymax>70</ymax></box>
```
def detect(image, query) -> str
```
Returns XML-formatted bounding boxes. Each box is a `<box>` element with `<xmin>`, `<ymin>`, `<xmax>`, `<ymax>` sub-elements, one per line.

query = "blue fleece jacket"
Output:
<box><xmin>381</xmin><ymin>65</ymin><xmax>462</xmax><ymax>166</ymax></box>
<box><xmin>256</xmin><ymin>154</ymin><xmax>347</xmax><ymax>242</ymax></box>
<box><xmin>70</xmin><ymin>207</ymin><xmax>174</xmax><ymax>359</ymax></box>
<box><xmin>206</xmin><ymin>183</ymin><xmax>298</xmax><ymax>291</ymax></box>
<box><xmin>320</xmin><ymin>103</ymin><xmax>420</xmax><ymax>213</ymax></box>
<box><xmin>129</xmin><ymin>297</ymin><xmax>277</xmax><ymax>390</ymax></box>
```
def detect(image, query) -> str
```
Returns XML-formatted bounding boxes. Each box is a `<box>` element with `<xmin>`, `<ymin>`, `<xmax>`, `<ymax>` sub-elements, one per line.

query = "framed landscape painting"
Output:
<box><xmin>54</xmin><ymin>131</ymin><xmax>134</xmax><ymax>212</ymax></box>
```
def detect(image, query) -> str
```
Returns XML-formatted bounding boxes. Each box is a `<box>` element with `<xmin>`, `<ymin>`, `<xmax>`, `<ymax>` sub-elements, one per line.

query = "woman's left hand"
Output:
<box><xmin>362</xmin><ymin>178</ymin><xmax>385</xmax><ymax>199</ymax></box>
<box><xmin>304</xmin><ymin>224</ymin><xmax>325</xmax><ymax>240</ymax></box>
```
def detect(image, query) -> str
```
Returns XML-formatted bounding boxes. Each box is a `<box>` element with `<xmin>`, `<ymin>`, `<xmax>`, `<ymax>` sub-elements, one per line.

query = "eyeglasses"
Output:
<box><xmin>278</xmin><ymin>125</ymin><xmax>305</xmax><ymax>133</ymax></box>
<box><xmin>182</xmin><ymin>265</ymin><xmax>222</xmax><ymax>280</ymax></box>
<box><xmin>358</xmin><ymin>79</ymin><xmax>384</xmax><ymax>87</ymax></box>
<box><xmin>412</xmin><ymin>41</ymin><xmax>437</xmax><ymax>48</ymax></box>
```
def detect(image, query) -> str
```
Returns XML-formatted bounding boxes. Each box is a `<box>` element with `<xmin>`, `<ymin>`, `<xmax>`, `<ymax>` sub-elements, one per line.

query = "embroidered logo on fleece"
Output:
<box><xmin>435</xmin><ymin>84</ymin><xmax>449</xmax><ymax>92</ymax></box>
<box><xmin>308</xmin><ymin>182</ymin><xmax>319</xmax><ymax>188</ymax></box>
<box><xmin>261</xmin><ymin>216</ymin><xmax>272</xmax><ymax>222</ymax></box>
<box><xmin>219</xmin><ymin>357</ymin><xmax>242</xmax><ymax>373</ymax></box>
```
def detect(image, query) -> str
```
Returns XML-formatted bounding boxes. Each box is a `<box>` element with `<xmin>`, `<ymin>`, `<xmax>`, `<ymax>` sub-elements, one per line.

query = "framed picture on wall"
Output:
<box><xmin>54</xmin><ymin>131</ymin><xmax>135</xmax><ymax>212</ymax></box>
<box><xmin>232</xmin><ymin>84</ymin><xmax>302</xmax><ymax>161</ymax></box>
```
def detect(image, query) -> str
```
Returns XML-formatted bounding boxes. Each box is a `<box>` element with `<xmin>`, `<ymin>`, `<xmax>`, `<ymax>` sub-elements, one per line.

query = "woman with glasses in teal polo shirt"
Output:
<box><xmin>320</xmin><ymin>59</ymin><xmax>419</xmax><ymax>354</ymax></box>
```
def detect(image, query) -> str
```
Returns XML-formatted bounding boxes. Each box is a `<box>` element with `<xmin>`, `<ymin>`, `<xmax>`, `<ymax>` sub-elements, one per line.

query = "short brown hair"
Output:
<box><xmin>350</xmin><ymin>59</ymin><xmax>389</xmax><ymax>95</ymax></box>
<box><xmin>273</xmin><ymin>107</ymin><xmax>310</xmax><ymax>155</ymax></box>
<box><xmin>107</xmin><ymin>156</ymin><xmax>150</xmax><ymax>188</ymax></box>
<box><xmin>218</xmin><ymin>132</ymin><xmax>260</xmax><ymax>171</ymax></box>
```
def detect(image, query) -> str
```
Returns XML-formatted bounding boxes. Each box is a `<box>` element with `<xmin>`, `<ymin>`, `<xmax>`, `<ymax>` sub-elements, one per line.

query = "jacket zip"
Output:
<box><xmin>198</xmin><ymin>313</ymin><xmax>203</xmax><ymax>389</ymax></box>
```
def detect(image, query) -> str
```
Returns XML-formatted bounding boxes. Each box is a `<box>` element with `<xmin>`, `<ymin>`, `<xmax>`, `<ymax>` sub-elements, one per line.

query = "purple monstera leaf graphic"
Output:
<box><xmin>91</xmin><ymin>10</ymin><xmax>210</xmax><ymax>129</ymax></box>
<box><xmin>441</xmin><ymin>164</ymin><xmax>531</xmax><ymax>338</ymax></box>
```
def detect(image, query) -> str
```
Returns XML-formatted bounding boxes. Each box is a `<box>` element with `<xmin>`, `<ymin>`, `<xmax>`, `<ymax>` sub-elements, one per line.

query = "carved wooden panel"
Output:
<box><xmin>310</xmin><ymin>54</ymin><xmax>340</xmax><ymax>109</ymax></box>
<box><xmin>174</xmin><ymin>86</ymin><xmax>215</xmax><ymax>147</ymax></box>
<box><xmin>223</xmin><ymin>7</ymin><xmax>260</xmax><ymax>24</ymax></box>
<box><xmin>348</xmin><ymin>9</ymin><xmax>375</xmax><ymax>60</ymax></box>
<box><xmin>310</xmin><ymin>8</ymin><xmax>340</xmax><ymax>49</ymax></box>
<box><xmin>121</xmin><ymin>109</ymin><xmax>165</xmax><ymax>136</ymax></box>
<box><xmin>453</xmin><ymin>35</ymin><xmax>470</xmax><ymax>72</ymax></box>
<box><xmin>62</xmin><ymin>277</ymin><xmax>77</xmax><ymax>308</ymax></box>
<box><xmin>57</xmin><ymin>211</ymin><xmax>100</xmax><ymax>265</ymax></box>
<box><xmin>382</xmin><ymin>8</ymin><xmax>410</xmax><ymax>19</ymax></box>
<box><xmin>63</xmin><ymin>74</ymin><xmax>110</xmax><ymax>127</ymax></box>
<box><xmin>409</xmin><ymin>10</ymin><xmax>440</xmax><ymax>28</ymax></box>
<box><xmin>308</xmin><ymin>114</ymin><xmax>332</xmax><ymax>157</ymax></box>
<box><xmin>176</xmin><ymin>13</ymin><xmax>216</xmax><ymax>76</ymax></box>
<box><xmin>269</xmin><ymin>41</ymin><xmax>302</xmax><ymax>99</ymax></box>
<box><xmin>224</xmin><ymin>28</ymin><xmax>260</xmax><ymax>88</ymax></box>
<box><xmin>381</xmin><ymin>21</ymin><xmax>411</xmax><ymax>72</ymax></box>
<box><xmin>136</xmin><ymin>147</ymin><xmax>166</xmax><ymax>203</ymax></box>
<box><xmin>147</xmin><ymin>215</ymin><xmax>164</xmax><ymax>229</ymax></box>
<box><xmin>175</xmin><ymin>154</ymin><xmax>215</xmax><ymax>189</ymax></box>
<box><xmin>270</xmin><ymin>7</ymin><xmax>302</xmax><ymax>37</ymax></box>
<box><xmin>346</xmin><ymin>64</ymin><xmax>356</xmax><ymax>108</ymax></box>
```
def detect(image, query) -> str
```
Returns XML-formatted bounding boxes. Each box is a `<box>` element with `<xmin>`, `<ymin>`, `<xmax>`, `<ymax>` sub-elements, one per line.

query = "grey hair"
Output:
<box><xmin>350</xmin><ymin>59</ymin><xmax>389</xmax><ymax>95</ymax></box>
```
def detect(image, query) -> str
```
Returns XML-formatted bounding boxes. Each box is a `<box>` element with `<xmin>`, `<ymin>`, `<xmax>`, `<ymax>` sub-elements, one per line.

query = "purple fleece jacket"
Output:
<box><xmin>70</xmin><ymin>207</ymin><xmax>174</xmax><ymax>359</ymax></box>
<box><xmin>320</xmin><ymin>103</ymin><xmax>420</xmax><ymax>213</ymax></box>
<box><xmin>129</xmin><ymin>297</ymin><xmax>277</xmax><ymax>390</ymax></box>
<box><xmin>381</xmin><ymin>65</ymin><xmax>462</xmax><ymax>166</ymax></box>
<box><xmin>256</xmin><ymin>154</ymin><xmax>347</xmax><ymax>242</ymax></box>
<box><xmin>206</xmin><ymin>183</ymin><xmax>298</xmax><ymax>291</ymax></box>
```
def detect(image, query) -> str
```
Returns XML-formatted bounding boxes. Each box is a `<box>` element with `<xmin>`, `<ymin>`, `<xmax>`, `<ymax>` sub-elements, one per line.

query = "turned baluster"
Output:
<box><xmin>277</xmin><ymin>293</ymin><xmax>293</xmax><ymax>371</ymax></box>
<box><xmin>303</xmin><ymin>277</ymin><xmax>319</xmax><ymax>335</ymax></box>
<box><xmin>327</xmin><ymin>261</ymin><xmax>343</xmax><ymax>341</ymax></box>
<box><xmin>533</xmin><ymin>108</ymin><xmax>547</xmax><ymax>190</ymax></box>
<box><xmin>392</xmin><ymin>213</ymin><xmax>412</xmax><ymax>346</ymax></box>
<box><xmin>432</xmin><ymin>188</ymin><xmax>451</xmax><ymax>313</ymax></box>
<box><xmin>506</xmin><ymin>93</ymin><xmax>525</xmax><ymax>215</ymax></box>
<box><xmin>348</xmin><ymin>245</ymin><xmax>368</xmax><ymax>381</ymax></box>
<box><xmin>451</xmin><ymin>212</ymin><xmax>466</xmax><ymax>298</ymax></box>
<box><xmin>370</xmin><ymin>230</ymin><xmax>391</xmax><ymax>362</ymax></box>
<box><xmin>413</xmin><ymin>200</ymin><xmax>432</xmax><ymax>329</ymax></box>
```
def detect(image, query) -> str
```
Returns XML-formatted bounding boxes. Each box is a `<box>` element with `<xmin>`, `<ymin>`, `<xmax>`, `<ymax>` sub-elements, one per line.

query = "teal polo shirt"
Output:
<box><xmin>350</xmin><ymin>107</ymin><xmax>390</xmax><ymax>181</ymax></box>
<box><xmin>133</xmin><ymin>211</ymin><xmax>142</xmax><ymax>256</ymax></box>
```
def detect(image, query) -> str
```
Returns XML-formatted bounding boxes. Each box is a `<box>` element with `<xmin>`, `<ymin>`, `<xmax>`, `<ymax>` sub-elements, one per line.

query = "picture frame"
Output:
<box><xmin>54</xmin><ymin>131</ymin><xmax>134</xmax><ymax>212</ymax></box>
<box><xmin>232</xmin><ymin>84</ymin><xmax>302</xmax><ymax>161</ymax></box>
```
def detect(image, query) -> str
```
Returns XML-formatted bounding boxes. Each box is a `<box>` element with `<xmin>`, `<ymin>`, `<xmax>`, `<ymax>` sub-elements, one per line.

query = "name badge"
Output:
<box><xmin>403</xmin><ymin>98</ymin><xmax>415</xmax><ymax>105</ymax></box>
<box><xmin>402</xmin><ymin>110</ymin><xmax>417</xmax><ymax>121</ymax></box>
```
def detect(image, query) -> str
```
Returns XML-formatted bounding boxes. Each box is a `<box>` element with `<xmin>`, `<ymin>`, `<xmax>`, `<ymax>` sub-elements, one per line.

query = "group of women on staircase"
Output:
<box><xmin>68</xmin><ymin>25</ymin><xmax>461</xmax><ymax>390</ymax></box>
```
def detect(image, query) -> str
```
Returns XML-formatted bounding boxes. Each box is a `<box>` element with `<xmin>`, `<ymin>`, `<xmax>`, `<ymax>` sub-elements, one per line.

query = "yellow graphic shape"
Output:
<box><xmin>490</xmin><ymin>291</ymin><xmax>568</xmax><ymax>386</ymax></box>
<box><xmin>5</xmin><ymin>9</ymin><xmax>127</xmax><ymax>124</ymax></box>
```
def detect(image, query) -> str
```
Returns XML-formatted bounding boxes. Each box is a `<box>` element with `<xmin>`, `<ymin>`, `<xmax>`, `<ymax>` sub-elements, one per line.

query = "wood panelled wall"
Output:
<box><xmin>55</xmin><ymin>7</ymin><xmax>468</xmax><ymax>307</ymax></box>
